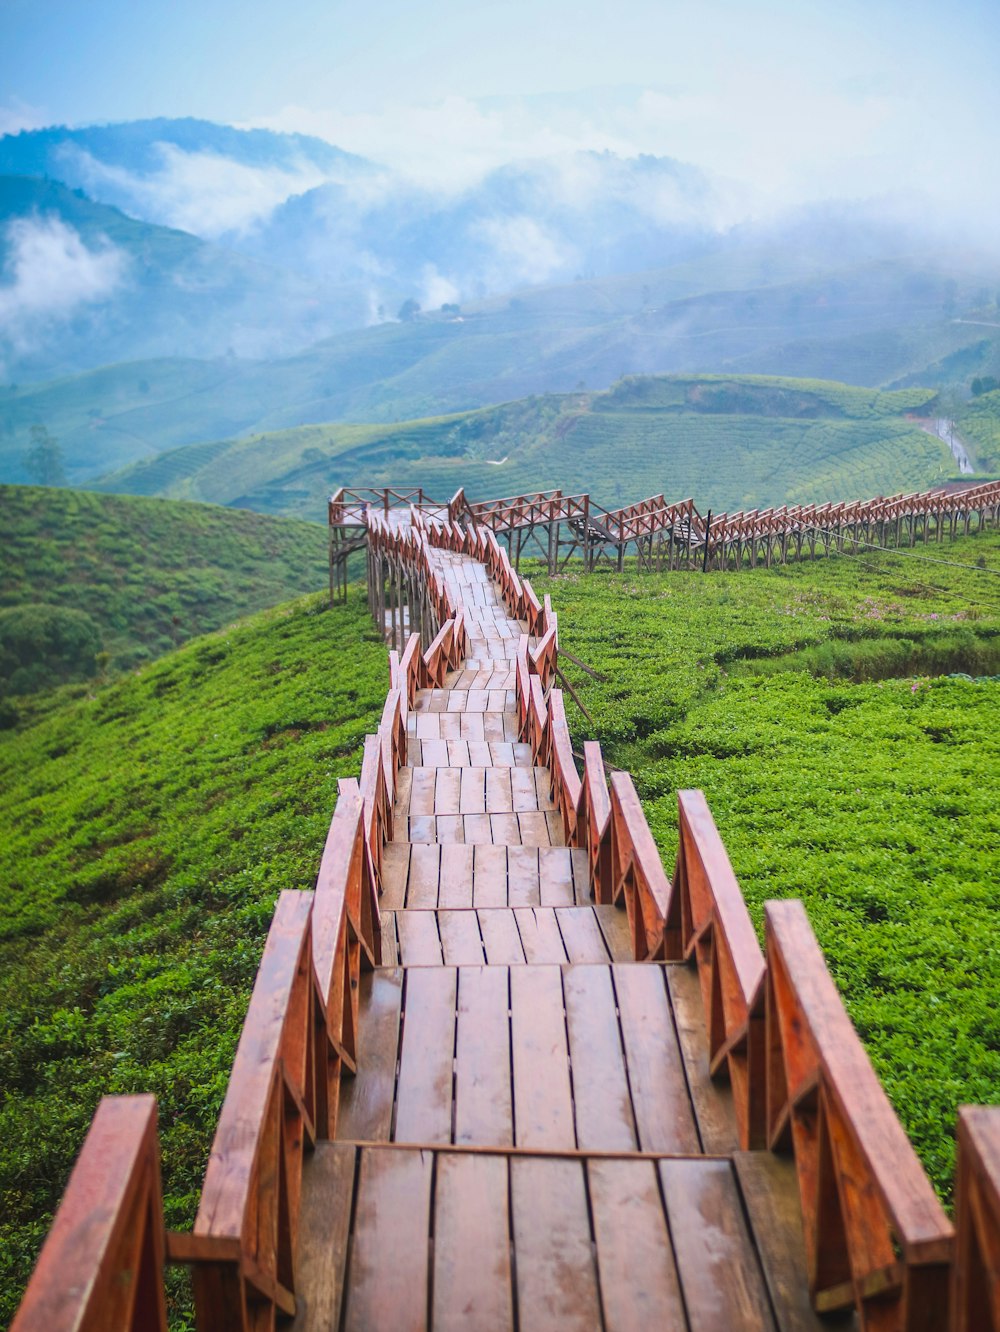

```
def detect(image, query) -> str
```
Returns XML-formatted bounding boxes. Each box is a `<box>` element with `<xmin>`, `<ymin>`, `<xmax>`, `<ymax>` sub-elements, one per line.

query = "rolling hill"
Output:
<box><xmin>96</xmin><ymin>374</ymin><xmax>951</xmax><ymax>519</ymax></box>
<box><xmin>0</xmin><ymin>486</ymin><xmax>328</xmax><ymax>693</ymax></box>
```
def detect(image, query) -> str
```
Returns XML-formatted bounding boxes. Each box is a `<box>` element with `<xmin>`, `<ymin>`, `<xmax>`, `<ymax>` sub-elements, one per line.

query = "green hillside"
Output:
<box><xmin>98</xmin><ymin>374</ymin><xmax>949</xmax><ymax>518</ymax></box>
<box><xmin>0</xmin><ymin>589</ymin><xmax>388</xmax><ymax>1325</ymax></box>
<box><xmin>0</xmin><ymin>487</ymin><xmax>327</xmax><ymax>696</ymax></box>
<box><xmin>4</xmin><ymin>255</ymin><xmax>997</xmax><ymax>484</ymax></box>
<box><xmin>533</xmin><ymin>527</ymin><xmax>1000</xmax><ymax>1200</ymax></box>
<box><xmin>958</xmin><ymin>389</ymin><xmax>1000</xmax><ymax>473</ymax></box>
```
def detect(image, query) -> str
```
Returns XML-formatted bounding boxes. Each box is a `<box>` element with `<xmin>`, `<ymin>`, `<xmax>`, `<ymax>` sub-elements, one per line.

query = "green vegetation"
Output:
<box><xmin>533</xmin><ymin>529</ymin><xmax>1000</xmax><ymax>1201</ymax></box>
<box><xmin>958</xmin><ymin>389</ymin><xmax>1000</xmax><ymax>473</ymax></box>
<box><xmin>0</xmin><ymin>487</ymin><xmax>328</xmax><ymax>691</ymax></box>
<box><xmin>98</xmin><ymin>374</ymin><xmax>952</xmax><ymax>519</ymax></box>
<box><xmin>0</xmin><ymin>590</ymin><xmax>388</xmax><ymax>1326</ymax></box>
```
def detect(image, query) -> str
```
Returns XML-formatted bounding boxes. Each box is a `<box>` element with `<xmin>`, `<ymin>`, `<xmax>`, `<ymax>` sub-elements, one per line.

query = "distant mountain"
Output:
<box><xmin>4</xmin><ymin>247</ymin><xmax>998</xmax><ymax>486</ymax></box>
<box><xmin>0</xmin><ymin>176</ymin><xmax>372</xmax><ymax>382</ymax></box>
<box><xmin>239</xmin><ymin>151</ymin><xmax>719</xmax><ymax>298</ymax></box>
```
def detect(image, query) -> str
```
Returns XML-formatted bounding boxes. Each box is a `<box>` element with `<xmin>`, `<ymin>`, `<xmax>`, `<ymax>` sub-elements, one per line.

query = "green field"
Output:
<box><xmin>530</xmin><ymin>529</ymin><xmax>1000</xmax><ymax>1201</ymax></box>
<box><xmin>0</xmin><ymin>487</ymin><xmax>328</xmax><ymax>696</ymax></box>
<box><xmin>0</xmin><ymin>590</ymin><xmax>388</xmax><ymax>1326</ymax></box>
<box><xmin>959</xmin><ymin>388</ymin><xmax>1000</xmax><ymax>473</ymax></box>
<box><xmin>97</xmin><ymin>373</ymin><xmax>951</xmax><ymax>519</ymax></box>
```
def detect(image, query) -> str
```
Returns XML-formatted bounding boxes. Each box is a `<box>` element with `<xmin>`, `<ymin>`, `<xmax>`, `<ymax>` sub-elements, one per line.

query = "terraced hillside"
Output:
<box><xmin>99</xmin><ymin>374</ymin><xmax>951</xmax><ymax>518</ymax></box>
<box><xmin>0</xmin><ymin>590</ymin><xmax>388</xmax><ymax>1325</ymax></box>
<box><xmin>0</xmin><ymin>487</ymin><xmax>327</xmax><ymax>689</ymax></box>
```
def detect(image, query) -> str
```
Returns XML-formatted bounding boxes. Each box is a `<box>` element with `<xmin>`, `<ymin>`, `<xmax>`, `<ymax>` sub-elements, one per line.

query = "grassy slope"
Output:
<box><xmin>98</xmin><ymin>374</ymin><xmax>949</xmax><ymax>519</ymax></box>
<box><xmin>533</xmin><ymin>529</ymin><xmax>1000</xmax><ymax>1200</ymax></box>
<box><xmin>959</xmin><ymin>388</ymin><xmax>1000</xmax><ymax>473</ymax></box>
<box><xmin>0</xmin><ymin>589</ymin><xmax>388</xmax><ymax>1325</ymax></box>
<box><xmin>0</xmin><ymin>486</ymin><xmax>328</xmax><ymax>674</ymax></box>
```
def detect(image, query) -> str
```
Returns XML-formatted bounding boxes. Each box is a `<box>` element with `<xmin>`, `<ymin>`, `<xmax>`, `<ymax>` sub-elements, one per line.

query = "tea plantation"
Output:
<box><xmin>0</xmin><ymin>590</ymin><xmax>388</xmax><ymax>1326</ymax></box>
<box><xmin>534</xmin><ymin>529</ymin><xmax>1000</xmax><ymax>1201</ymax></box>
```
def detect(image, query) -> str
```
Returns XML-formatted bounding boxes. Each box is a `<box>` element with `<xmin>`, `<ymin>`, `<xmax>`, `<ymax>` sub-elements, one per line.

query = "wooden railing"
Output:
<box><xmin>952</xmin><ymin>1106</ymin><xmax>1000</xmax><ymax>1331</ymax></box>
<box><xmin>765</xmin><ymin>899</ymin><xmax>953</xmax><ymax>1329</ymax></box>
<box><xmin>11</xmin><ymin>1095</ymin><xmax>168</xmax><ymax>1332</ymax></box>
<box><xmin>668</xmin><ymin>789</ymin><xmax>766</xmax><ymax>1149</ymax></box>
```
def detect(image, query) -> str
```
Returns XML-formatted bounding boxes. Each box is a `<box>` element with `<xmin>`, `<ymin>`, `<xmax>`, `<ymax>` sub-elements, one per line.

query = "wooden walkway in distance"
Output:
<box><xmin>291</xmin><ymin>541</ymin><xmax>825</xmax><ymax>1332</ymax></box>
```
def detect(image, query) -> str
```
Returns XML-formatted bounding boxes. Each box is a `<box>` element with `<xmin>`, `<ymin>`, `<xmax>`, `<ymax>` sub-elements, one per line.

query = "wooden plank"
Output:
<box><xmin>511</xmin><ymin>965</ymin><xmax>574</xmax><ymax>1149</ymax></box>
<box><xmin>406</xmin><ymin>813</ymin><xmax>436</xmax><ymax>844</ymax></box>
<box><xmin>473</xmin><ymin>844</ymin><xmax>508</xmax><ymax>908</ymax></box>
<box><xmin>510</xmin><ymin>1158</ymin><xmax>602</xmax><ymax>1332</ymax></box>
<box><xmin>564</xmin><ymin>965</ymin><xmax>637</xmax><ymax>1151</ymax></box>
<box><xmin>533</xmin><ymin>768</ymin><xmax>556</xmax><ymax>811</ymax></box>
<box><xmin>394</xmin><ymin>968</ymin><xmax>457</xmax><ymax>1144</ymax></box>
<box><xmin>545</xmin><ymin>810</ymin><xmax>564</xmax><ymax>844</ymax></box>
<box><xmin>478</xmin><ymin>908</ymin><xmax>526</xmax><ymax>965</ymax></box>
<box><xmin>660</xmin><ymin>1158</ymin><xmax>776</xmax><ymax>1331</ymax></box>
<box><xmin>393</xmin><ymin>767</ymin><xmax>413</xmax><ymax>818</ymax></box>
<box><xmin>291</xmin><ymin>1143</ymin><xmax>356</xmax><ymax>1332</ymax></box>
<box><xmin>380</xmin><ymin>912</ymin><xmax>399</xmax><ymax>967</ymax></box>
<box><xmin>380</xmin><ymin>842</ymin><xmax>409</xmax><ymax>911</ymax></box>
<box><xmin>437</xmin><ymin>843</ymin><xmax>474</xmax><ymax>909</ymax></box>
<box><xmin>614</xmin><ymin>965</ymin><xmax>700</xmax><ymax>1155</ymax></box>
<box><xmin>406</xmin><ymin>843</ymin><xmax>441</xmax><ymax>909</ymax></box>
<box><xmin>460</xmin><ymin>767</ymin><xmax>486</xmax><ymax>814</ymax></box>
<box><xmin>490</xmin><ymin>812</ymin><xmax>522</xmax><ymax>845</ymax></box>
<box><xmin>421</xmin><ymin>738</ymin><xmax>450</xmax><ymax>766</ymax></box>
<box><xmin>434</xmin><ymin>767</ymin><xmax>462</xmax><ymax>816</ymax></box>
<box><xmin>569</xmin><ymin>848</ymin><xmax>591</xmax><ymax>905</ymax></box>
<box><xmin>511</xmin><ymin>742</ymin><xmax>534</xmax><ymax>766</ymax></box>
<box><xmin>463</xmin><ymin>813</ymin><xmax>493</xmax><ymax>844</ymax></box>
<box><xmin>409</xmin><ymin>767</ymin><xmax>437</xmax><ymax>815</ymax></box>
<box><xmin>666</xmin><ymin>964</ymin><xmax>739</xmax><ymax>1154</ymax></box>
<box><xmin>514</xmin><ymin>906</ymin><xmax>568</xmax><ymax>964</ymax></box>
<box><xmin>595</xmin><ymin>904</ymin><xmax>633</xmax><ymax>961</ymax></box>
<box><xmin>588</xmin><ymin>1158</ymin><xmax>687</xmax><ymax>1331</ymax></box>
<box><xmin>510</xmin><ymin>767</ymin><xmax>540</xmax><ymax>812</ymax></box>
<box><xmin>485</xmin><ymin>767</ymin><xmax>514</xmax><ymax>813</ymax></box>
<box><xmin>507</xmin><ymin>845</ymin><xmax>540</xmax><ymax>906</ymax></box>
<box><xmin>455</xmin><ymin>967</ymin><xmax>513</xmax><ymax>1147</ymax></box>
<box><xmin>438</xmin><ymin>910</ymin><xmax>486</xmax><ymax>966</ymax></box>
<box><xmin>733</xmin><ymin>1151</ymin><xmax>829</xmax><ymax>1331</ymax></box>
<box><xmin>344</xmin><ymin>1148</ymin><xmax>432</xmax><ymax>1332</ymax></box>
<box><xmin>557</xmin><ymin>907</ymin><xmax>611</xmax><ymax>963</ymax></box>
<box><xmin>467</xmin><ymin>740</ymin><xmax>492</xmax><ymax>766</ymax></box>
<box><xmin>337</xmin><ymin>970</ymin><xmax>403</xmax><ymax>1142</ymax></box>
<box><xmin>458</xmin><ymin>713</ymin><xmax>485</xmax><ymax>740</ymax></box>
<box><xmin>433</xmin><ymin>1154</ymin><xmax>513</xmax><ymax>1330</ymax></box>
<box><xmin>436</xmin><ymin>814</ymin><xmax>466</xmax><ymax>843</ymax></box>
<box><xmin>539</xmin><ymin>846</ymin><xmax>576</xmax><ymax>907</ymax></box>
<box><xmin>518</xmin><ymin>811</ymin><xmax>551</xmax><ymax>847</ymax></box>
<box><xmin>395</xmin><ymin>911</ymin><xmax>443</xmax><ymax>967</ymax></box>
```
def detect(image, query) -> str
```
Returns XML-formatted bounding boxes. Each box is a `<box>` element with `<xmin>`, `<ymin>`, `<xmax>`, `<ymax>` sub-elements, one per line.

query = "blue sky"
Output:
<box><xmin>2</xmin><ymin>0</ymin><xmax>999</xmax><ymax>208</ymax></box>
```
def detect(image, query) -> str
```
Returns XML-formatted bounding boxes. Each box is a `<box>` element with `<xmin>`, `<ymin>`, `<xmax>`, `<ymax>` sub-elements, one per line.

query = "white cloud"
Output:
<box><xmin>0</xmin><ymin>97</ymin><xmax>47</xmax><ymax>136</ymax></box>
<box><xmin>62</xmin><ymin>143</ymin><xmax>331</xmax><ymax>239</ymax></box>
<box><xmin>420</xmin><ymin>264</ymin><xmax>460</xmax><ymax>309</ymax></box>
<box><xmin>475</xmin><ymin>215</ymin><xmax>575</xmax><ymax>287</ymax></box>
<box><xmin>0</xmin><ymin>215</ymin><xmax>127</xmax><ymax>362</ymax></box>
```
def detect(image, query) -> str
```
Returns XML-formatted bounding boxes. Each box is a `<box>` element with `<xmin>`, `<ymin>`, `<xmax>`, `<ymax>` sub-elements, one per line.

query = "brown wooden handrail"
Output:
<box><xmin>666</xmin><ymin>789</ymin><xmax>766</xmax><ymax>1149</ymax></box>
<box><xmin>608</xmin><ymin>771</ymin><xmax>672</xmax><ymax>961</ymax></box>
<box><xmin>12</xmin><ymin>1095</ymin><xmax>168</xmax><ymax>1332</ymax></box>
<box><xmin>576</xmin><ymin>740</ymin><xmax>611</xmax><ymax>901</ymax></box>
<box><xmin>765</xmin><ymin>898</ymin><xmax>953</xmax><ymax>1328</ymax></box>
<box><xmin>951</xmin><ymin>1106</ymin><xmax>1000</xmax><ymax>1331</ymax></box>
<box><xmin>547</xmin><ymin>689</ymin><xmax>581</xmax><ymax>841</ymax></box>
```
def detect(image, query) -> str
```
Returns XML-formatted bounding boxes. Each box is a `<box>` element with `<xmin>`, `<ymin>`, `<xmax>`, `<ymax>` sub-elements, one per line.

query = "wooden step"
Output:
<box><xmin>381</xmin><ymin>904</ymin><xmax>633</xmax><ymax>967</ymax></box>
<box><xmin>406</xmin><ymin>737</ymin><xmax>535</xmax><ymax>768</ymax></box>
<box><xmin>394</xmin><ymin>766</ymin><xmax>555</xmax><ymax>819</ymax></box>
<box><xmin>412</xmin><ymin>687</ymin><xmax>516</xmax><ymax>714</ymax></box>
<box><xmin>391</xmin><ymin>810</ymin><xmax>563</xmax><ymax>846</ymax></box>
<box><xmin>381</xmin><ymin>843</ymin><xmax>590</xmax><ymax>910</ymax></box>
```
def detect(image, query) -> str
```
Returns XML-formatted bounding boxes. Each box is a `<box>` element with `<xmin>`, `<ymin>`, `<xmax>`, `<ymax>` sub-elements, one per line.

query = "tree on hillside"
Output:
<box><xmin>23</xmin><ymin>424</ymin><xmax>66</xmax><ymax>487</ymax></box>
<box><xmin>397</xmin><ymin>298</ymin><xmax>421</xmax><ymax>322</ymax></box>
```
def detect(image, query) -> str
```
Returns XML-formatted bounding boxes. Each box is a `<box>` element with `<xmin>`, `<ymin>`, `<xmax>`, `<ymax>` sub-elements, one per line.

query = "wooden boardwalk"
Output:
<box><xmin>13</xmin><ymin>497</ymin><xmax>1000</xmax><ymax>1332</ymax></box>
<box><xmin>290</xmin><ymin>539</ymin><xmax>823</xmax><ymax>1331</ymax></box>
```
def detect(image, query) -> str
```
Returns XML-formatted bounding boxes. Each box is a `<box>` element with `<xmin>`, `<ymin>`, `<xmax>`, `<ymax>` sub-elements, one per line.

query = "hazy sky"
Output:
<box><xmin>2</xmin><ymin>0</ymin><xmax>999</xmax><ymax>209</ymax></box>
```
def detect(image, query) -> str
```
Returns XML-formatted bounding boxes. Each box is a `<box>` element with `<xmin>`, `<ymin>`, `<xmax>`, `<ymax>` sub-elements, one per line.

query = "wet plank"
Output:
<box><xmin>513</xmin><ymin>906</ymin><xmax>568</xmax><ymax>964</ymax></box>
<box><xmin>337</xmin><ymin>970</ymin><xmax>402</xmax><ymax>1142</ymax></box>
<box><xmin>395</xmin><ymin>910</ymin><xmax>443</xmax><ymax>966</ymax></box>
<box><xmin>438</xmin><ymin>910</ymin><xmax>486</xmax><ymax>966</ymax></box>
<box><xmin>595</xmin><ymin>903</ymin><xmax>633</xmax><ymax>961</ymax></box>
<box><xmin>511</xmin><ymin>1157</ymin><xmax>602</xmax><ymax>1332</ymax></box>
<box><xmin>344</xmin><ymin>1148</ymin><xmax>432</xmax><ymax>1331</ymax></box>
<box><xmin>394</xmin><ymin>967</ymin><xmax>457</xmax><ymax>1144</ymax></box>
<box><xmin>511</xmin><ymin>965</ymin><xmax>573</xmax><ymax>1148</ymax></box>
<box><xmin>291</xmin><ymin>1143</ymin><xmax>356</xmax><ymax>1332</ymax></box>
<box><xmin>438</xmin><ymin>843</ymin><xmax>474</xmax><ymax>909</ymax></box>
<box><xmin>614</xmin><ymin>965</ymin><xmax>700</xmax><ymax>1154</ymax></box>
<box><xmin>473</xmin><ymin>844</ymin><xmax>508</xmax><ymax>908</ymax></box>
<box><xmin>507</xmin><ymin>846</ymin><xmax>540</xmax><ymax>906</ymax></box>
<box><xmin>666</xmin><ymin>964</ymin><xmax>739</xmax><ymax>1154</ymax></box>
<box><xmin>433</xmin><ymin>1153</ymin><xmax>513</xmax><ymax>1330</ymax></box>
<box><xmin>588</xmin><ymin>1157</ymin><xmax>687</xmax><ymax>1332</ymax></box>
<box><xmin>564</xmin><ymin>964</ymin><xmax>637</xmax><ymax>1151</ymax></box>
<box><xmin>539</xmin><ymin>846</ymin><xmax>576</xmax><ymax>907</ymax></box>
<box><xmin>557</xmin><ymin>906</ymin><xmax>611</xmax><ymax>963</ymax></box>
<box><xmin>381</xmin><ymin>842</ymin><xmax>409</xmax><ymax>911</ymax></box>
<box><xmin>406</xmin><ymin>843</ymin><xmax>440</xmax><ymax>909</ymax></box>
<box><xmin>455</xmin><ymin>966</ymin><xmax>513</xmax><ymax>1147</ymax></box>
<box><xmin>661</xmin><ymin>1158</ymin><xmax>776</xmax><ymax>1331</ymax></box>
<box><xmin>478</xmin><ymin>908</ymin><xmax>526</xmax><ymax>965</ymax></box>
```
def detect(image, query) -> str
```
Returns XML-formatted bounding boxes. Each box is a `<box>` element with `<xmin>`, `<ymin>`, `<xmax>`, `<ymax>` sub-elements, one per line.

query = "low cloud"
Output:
<box><xmin>475</xmin><ymin>215</ymin><xmax>575</xmax><ymax>288</ymax></box>
<box><xmin>0</xmin><ymin>215</ymin><xmax>127</xmax><ymax>362</ymax></box>
<box><xmin>62</xmin><ymin>143</ymin><xmax>331</xmax><ymax>239</ymax></box>
<box><xmin>420</xmin><ymin>264</ymin><xmax>460</xmax><ymax>310</ymax></box>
